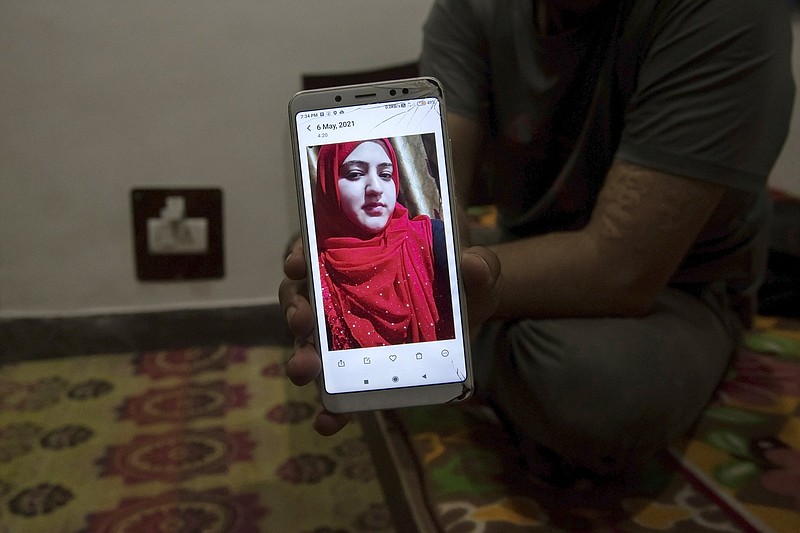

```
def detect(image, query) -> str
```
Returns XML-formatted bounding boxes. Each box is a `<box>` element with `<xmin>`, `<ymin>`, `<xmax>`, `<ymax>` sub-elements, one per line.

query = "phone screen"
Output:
<box><xmin>292</xmin><ymin>87</ymin><xmax>469</xmax><ymax>398</ymax></box>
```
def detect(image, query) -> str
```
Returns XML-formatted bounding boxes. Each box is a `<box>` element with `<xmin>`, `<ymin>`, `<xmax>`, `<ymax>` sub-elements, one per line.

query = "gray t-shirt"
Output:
<box><xmin>421</xmin><ymin>0</ymin><xmax>795</xmax><ymax>322</ymax></box>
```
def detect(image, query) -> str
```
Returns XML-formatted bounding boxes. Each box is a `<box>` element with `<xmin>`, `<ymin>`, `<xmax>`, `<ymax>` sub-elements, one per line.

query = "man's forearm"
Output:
<box><xmin>489</xmin><ymin>229</ymin><xmax>649</xmax><ymax>320</ymax></box>
<box><xmin>487</xmin><ymin>160</ymin><xmax>725</xmax><ymax>321</ymax></box>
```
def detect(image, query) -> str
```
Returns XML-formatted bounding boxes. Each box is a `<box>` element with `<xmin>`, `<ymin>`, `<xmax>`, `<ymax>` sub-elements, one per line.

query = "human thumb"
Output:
<box><xmin>461</xmin><ymin>246</ymin><xmax>501</xmax><ymax>292</ymax></box>
<box><xmin>461</xmin><ymin>246</ymin><xmax>501</xmax><ymax>337</ymax></box>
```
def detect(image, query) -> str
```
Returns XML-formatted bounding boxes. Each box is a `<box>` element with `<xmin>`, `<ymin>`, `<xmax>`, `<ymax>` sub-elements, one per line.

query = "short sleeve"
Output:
<box><xmin>420</xmin><ymin>0</ymin><xmax>492</xmax><ymax>122</ymax></box>
<box><xmin>616</xmin><ymin>0</ymin><xmax>795</xmax><ymax>191</ymax></box>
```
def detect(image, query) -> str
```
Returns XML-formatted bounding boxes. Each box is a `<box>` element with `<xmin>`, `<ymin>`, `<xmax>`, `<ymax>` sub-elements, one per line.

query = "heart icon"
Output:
<box><xmin>389</xmin><ymin>354</ymin><xmax>397</xmax><ymax>362</ymax></box>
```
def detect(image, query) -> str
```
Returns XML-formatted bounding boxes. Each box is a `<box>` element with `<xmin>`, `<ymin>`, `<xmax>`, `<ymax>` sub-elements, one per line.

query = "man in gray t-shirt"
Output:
<box><xmin>281</xmin><ymin>0</ymin><xmax>794</xmax><ymax>480</ymax></box>
<box><xmin>422</xmin><ymin>0</ymin><xmax>794</xmax><ymax>324</ymax></box>
<box><xmin>416</xmin><ymin>0</ymin><xmax>795</xmax><ymax>476</ymax></box>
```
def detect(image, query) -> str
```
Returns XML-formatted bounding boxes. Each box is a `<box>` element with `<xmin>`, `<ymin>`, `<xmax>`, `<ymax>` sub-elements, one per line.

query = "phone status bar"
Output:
<box><xmin>298</xmin><ymin>109</ymin><xmax>347</xmax><ymax>120</ymax></box>
<box><xmin>298</xmin><ymin>99</ymin><xmax>436</xmax><ymax>121</ymax></box>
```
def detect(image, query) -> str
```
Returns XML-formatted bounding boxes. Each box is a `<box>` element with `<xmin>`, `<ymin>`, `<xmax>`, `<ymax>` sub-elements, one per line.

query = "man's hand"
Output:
<box><xmin>460</xmin><ymin>246</ymin><xmax>503</xmax><ymax>339</ymax></box>
<box><xmin>279</xmin><ymin>238</ymin><xmax>351</xmax><ymax>436</ymax></box>
<box><xmin>279</xmin><ymin>238</ymin><xmax>502</xmax><ymax>436</ymax></box>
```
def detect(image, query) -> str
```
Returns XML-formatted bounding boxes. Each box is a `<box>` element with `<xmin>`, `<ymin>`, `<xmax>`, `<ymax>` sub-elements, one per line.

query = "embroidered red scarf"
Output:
<box><xmin>314</xmin><ymin>139</ymin><xmax>439</xmax><ymax>350</ymax></box>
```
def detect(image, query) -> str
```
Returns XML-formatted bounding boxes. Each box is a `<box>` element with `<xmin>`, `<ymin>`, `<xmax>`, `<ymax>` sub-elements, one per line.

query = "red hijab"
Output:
<box><xmin>314</xmin><ymin>139</ymin><xmax>439</xmax><ymax>350</ymax></box>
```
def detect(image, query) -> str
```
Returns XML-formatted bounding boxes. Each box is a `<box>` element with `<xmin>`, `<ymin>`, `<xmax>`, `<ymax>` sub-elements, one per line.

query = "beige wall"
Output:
<box><xmin>1</xmin><ymin>3</ymin><xmax>797</xmax><ymax>318</ymax></box>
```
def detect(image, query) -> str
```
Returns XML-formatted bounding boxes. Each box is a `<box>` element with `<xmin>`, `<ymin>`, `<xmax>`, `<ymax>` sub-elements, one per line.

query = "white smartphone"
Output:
<box><xmin>288</xmin><ymin>77</ymin><xmax>472</xmax><ymax>413</ymax></box>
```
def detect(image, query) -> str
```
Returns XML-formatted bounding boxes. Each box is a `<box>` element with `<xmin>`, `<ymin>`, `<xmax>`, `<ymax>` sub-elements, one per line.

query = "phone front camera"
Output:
<box><xmin>335</xmin><ymin>95</ymin><xmax>342</xmax><ymax>102</ymax></box>
<box><xmin>389</xmin><ymin>89</ymin><xmax>397</xmax><ymax>96</ymax></box>
<box><xmin>402</xmin><ymin>88</ymin><xmax>409</xmax><ymax>94</ymax></box>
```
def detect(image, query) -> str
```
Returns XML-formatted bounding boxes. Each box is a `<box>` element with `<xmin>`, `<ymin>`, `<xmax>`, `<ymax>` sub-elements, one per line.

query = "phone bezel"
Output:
<box><xmin>288</xmin><ymin>77</ymin><xmax>472</xmax><ymax>413</ymax></box>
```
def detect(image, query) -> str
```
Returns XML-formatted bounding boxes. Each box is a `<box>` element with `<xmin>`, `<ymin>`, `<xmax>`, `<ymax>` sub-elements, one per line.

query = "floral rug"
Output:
<box><xmin>0</xmin><ymin>345</ymin><xmax>394</xmax><ymax>532</ymax></box>
<box><xmin>377</xmin><ymin>316</ymin><xmax>800</xmax><ymax>532</ymax></box>
<box><xmin>676</xmin><ymin>316</ymin><xmax>800</xmax><ymax>532</ymax></box>
<box><xmin>2</xmin><ymin>317</ymin><xmax>797</xmax><ymax>533</ymax></box>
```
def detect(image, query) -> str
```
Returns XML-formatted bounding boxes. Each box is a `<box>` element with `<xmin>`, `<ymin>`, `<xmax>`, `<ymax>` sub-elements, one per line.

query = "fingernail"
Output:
<box><xmin>286</xmin><ymin>306</ymin><xmax>297</xmax><ymax>325</ymax></box>
<box><xmin>467</xmin><ymin>251</ymin><xmax>492</xmax><ymax>285</ymax></box>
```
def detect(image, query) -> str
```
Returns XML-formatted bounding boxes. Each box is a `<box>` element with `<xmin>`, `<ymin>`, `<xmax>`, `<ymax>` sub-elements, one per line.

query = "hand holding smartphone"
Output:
<box><xmin>288</xmin><ymin>77</ymin><xmax>472</xmax><ymax>413</ymax></box>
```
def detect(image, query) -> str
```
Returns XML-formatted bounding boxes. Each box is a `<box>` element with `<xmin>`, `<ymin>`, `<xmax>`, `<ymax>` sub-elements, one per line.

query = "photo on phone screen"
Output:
<box><xmin>289</xmin><ymin>78</ymin><xmax>471</xmax><ymax>411</ymax></box>
<box><xmin>308</xmin><ymin>134</ymin><xmax>455</xmax><ymax>351</ymax></box>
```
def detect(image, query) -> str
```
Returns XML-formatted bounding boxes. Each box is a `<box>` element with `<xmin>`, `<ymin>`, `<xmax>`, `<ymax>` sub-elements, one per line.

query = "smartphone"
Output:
<box><xmin>288</xmin><ymin>77</ymin><xmax>472</xmax><ymax>413</ymax></box>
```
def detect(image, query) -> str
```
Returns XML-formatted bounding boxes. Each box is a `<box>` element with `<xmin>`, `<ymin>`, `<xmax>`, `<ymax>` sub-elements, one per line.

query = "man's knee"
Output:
<box><xmin>489</xmin><ymin>313</ymin><xmax>731</xmax><ymax>470</ymax></box>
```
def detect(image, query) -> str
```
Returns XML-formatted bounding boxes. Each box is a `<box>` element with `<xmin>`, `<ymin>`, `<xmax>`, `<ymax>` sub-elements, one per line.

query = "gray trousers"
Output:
<box><xmin>471</xmin><ymin>285</ymin><xmax>742</xmax><ymax>475</ymax></box>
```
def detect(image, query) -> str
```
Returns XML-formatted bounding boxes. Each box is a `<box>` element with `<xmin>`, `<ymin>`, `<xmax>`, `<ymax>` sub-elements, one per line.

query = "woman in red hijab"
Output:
<box><xmin>313</xmin><ymin>138</ymin><xmax>452</xmax><ymax>350</ymax></box>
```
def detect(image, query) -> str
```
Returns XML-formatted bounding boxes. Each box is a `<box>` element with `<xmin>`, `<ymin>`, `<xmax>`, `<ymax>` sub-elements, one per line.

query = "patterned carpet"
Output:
<box><xmin>0</xmin><ymin>345</ymin><xmax>394</xmax><ymax>532</ymax></box>
<box><xmin>2</xmin><ymin>318</ymin><xmax>798</xmax><ymax>532</ymax></box>
<box><xmin>373</xmin><ymin>316</ymin><xmax>800</xmax><ymax>532</ymax></box>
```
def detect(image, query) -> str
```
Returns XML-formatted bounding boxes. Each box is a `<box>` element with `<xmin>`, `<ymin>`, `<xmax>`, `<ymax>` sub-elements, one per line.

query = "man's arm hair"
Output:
<box><xmin>489</xmin><ymin>159</ymin><xmax>725</xmax><ymax>319</ymax></box>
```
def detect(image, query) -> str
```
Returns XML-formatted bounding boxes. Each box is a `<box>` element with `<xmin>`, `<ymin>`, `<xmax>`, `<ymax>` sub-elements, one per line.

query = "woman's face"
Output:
<box><xmin>337</xmin><ymin>141</ymin><xmax>397</xmax><ymax>236</ymax></box>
